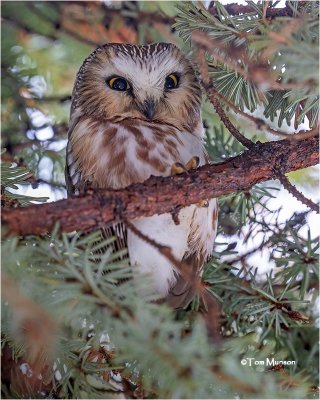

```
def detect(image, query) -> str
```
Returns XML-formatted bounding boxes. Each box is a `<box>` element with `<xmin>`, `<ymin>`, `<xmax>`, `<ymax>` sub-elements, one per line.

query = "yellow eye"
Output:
<box><xmin>165</xmin><ymin>74</ymin><xmax>179</xmax><ymax>90</ymax></box>
<box><xmin>107</xmin><ymin>76</ymin><xmax>130</xmax><ymax>91</ymax></box>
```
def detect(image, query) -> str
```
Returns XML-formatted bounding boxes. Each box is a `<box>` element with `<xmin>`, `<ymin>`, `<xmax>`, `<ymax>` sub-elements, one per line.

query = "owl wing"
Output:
<box><xmin>166</xmin><ymin>199</ymin><xmax>218</xmax><ymax>309</ymax></box>
<box><xmin>65</xmin><ymin>121</ymin><xmax>89</xmax><ymax>196</ymax></box>
<box><xmin>65</xmin><ymin>135</ymin><xmax>129</xmax><ymax>257</ymax></box>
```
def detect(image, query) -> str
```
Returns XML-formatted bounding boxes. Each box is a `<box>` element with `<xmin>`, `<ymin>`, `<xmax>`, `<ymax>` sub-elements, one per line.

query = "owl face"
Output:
<box><xmin>72</xmin><ymin>43</ymin><xmax>202</xmax><ymax>131</ymax></box>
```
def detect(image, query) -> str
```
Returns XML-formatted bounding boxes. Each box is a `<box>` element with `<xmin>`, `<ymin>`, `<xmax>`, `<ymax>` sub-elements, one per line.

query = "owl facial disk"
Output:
<box><xmin>73</xmin><ymin>43</ymin><xmax>202</xmax><ymax>130</ymax></box>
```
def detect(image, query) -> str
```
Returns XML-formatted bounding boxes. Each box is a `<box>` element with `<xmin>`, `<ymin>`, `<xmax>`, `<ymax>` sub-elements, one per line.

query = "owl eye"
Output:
<box><xmin>165</xmin><ymin>74</ymin><xmax>179</xmax><ymax>90</ymax></box>
<box><xmin>107</xmin><ymin>76</ymin><xmax>130</xmax><ymax>91</ymax></box>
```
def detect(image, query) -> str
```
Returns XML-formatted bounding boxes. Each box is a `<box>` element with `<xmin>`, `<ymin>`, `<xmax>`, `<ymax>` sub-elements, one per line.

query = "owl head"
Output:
<box><xmin>71</xmin><ymin>43</ymin><xmax>202</xmax><ymax>132</ymax></box>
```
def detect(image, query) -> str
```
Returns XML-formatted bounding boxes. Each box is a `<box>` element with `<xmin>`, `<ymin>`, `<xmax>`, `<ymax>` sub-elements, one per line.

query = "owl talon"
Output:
<box><xmin>186</xmin><ymin>156</ymin><xmax>200</xmax><ymax>171</ymax></box>
<box><xmin>171</xmin><ymin>162</ymin><xmax>187</xmax><ymax>175</ymax></box>
<box><xmin>197</xmin><ymin>199</ymin><xmax>209</xmax><ymax>208</ymax></box>
<box><xmin>171</xmin><ymin>157</ymin><xmax>200</xmax><ymax>176</ymax></box>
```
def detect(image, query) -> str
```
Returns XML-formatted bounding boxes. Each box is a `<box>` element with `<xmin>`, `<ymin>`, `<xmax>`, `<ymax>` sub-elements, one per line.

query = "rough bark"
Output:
<box><xmin>2</xmin><ymin>137</ymin><xmax>319</xmax><ymax>236</ymax></box>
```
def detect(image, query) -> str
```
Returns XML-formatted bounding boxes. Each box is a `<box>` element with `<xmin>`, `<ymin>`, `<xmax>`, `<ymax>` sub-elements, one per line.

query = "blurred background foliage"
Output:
<box><xmin>1</xmin><ymin>1</ymin><xmax>319</xmax><ymax>399</ymax></box>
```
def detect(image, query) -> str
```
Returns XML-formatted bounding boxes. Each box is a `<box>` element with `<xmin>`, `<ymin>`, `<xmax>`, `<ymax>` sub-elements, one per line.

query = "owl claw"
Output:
<box><xmin>186</xmin><ymin>156</ymin><xmax>200</xmax><ymax>171</ymax></box>
<box><xmin>197</xmin><ymin>199</ymin><xmax>209</xmax><ymax>208</ymax></box>
<box><xmin>171</xmin><ymin>156</ymin><xmax>200</xmax><ymax>176</ymax></box>
<box><xmin>171</xmin><ymin>162</ymin><xmax>187</xmax><ymax>175</ymax></box>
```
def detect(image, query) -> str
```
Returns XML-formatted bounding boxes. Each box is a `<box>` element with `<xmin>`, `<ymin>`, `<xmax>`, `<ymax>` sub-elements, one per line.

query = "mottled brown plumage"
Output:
<box><xmin>66</xmin><ymin>43</ymin><xmax>218</xmax><ymax>308</ymax></box>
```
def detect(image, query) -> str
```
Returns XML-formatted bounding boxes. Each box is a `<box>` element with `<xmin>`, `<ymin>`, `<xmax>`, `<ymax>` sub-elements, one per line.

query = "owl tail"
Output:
<box><xmin>166</xmin><ymin>253</ymin><xmax>204</xmax><ymax>309</ymax></box>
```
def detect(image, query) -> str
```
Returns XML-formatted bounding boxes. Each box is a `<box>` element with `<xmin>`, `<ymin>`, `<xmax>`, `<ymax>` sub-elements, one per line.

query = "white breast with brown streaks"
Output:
<box><xmin>68</xmin><ymin>117</ymin><xmax>217</xmax><ymax>297</ymax></box>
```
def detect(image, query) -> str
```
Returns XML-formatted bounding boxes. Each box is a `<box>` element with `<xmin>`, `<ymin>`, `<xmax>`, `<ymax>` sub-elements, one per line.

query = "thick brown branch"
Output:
<box><xmin>2</xmin><ymin>137</ymin><xmax>318</xmax><ymax>236</ymax></box>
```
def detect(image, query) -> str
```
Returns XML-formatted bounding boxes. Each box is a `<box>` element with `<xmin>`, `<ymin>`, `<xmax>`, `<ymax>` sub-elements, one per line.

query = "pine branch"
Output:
<box><xmin>2</xmin><ymin>137</ymin><xmax>318</xmax><ymax>236</ymax></box>
<box><xmin>205</xmin><ymin>84</ymin><xmax>318</xmax><ymax>141</ymax></box>
<box><xmin>206</xmin><ymin>89</ymin><xmax>255</xmax><ymax>148</ymax></box>
<box><xmin>278</xmin><ymin>174</ymin><xmax>319</xmax><ymax>213</ymax></box>
<box><xmin>196</xmin><ymin>49</ymin><xmax>319</xmax><ymax>214</ymax></box>
<box><xmin>196</xmin><ymin>49</ymin><xmax>254</xmax><ymax>148</ymax></box>
<box><xmin>208</xmin><ymin>2</ymin><xmax>294</xmax><ymax>18</ymax></box>
<box><xmin>192</xmin><ymin>30</ymin><xmax>311</xmax><ymax>91</ymax></box>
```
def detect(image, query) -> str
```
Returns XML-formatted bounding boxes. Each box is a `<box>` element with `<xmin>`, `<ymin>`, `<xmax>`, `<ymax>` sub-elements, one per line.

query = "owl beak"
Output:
<box><xmin>140</xmin><ymin>98</ymin><xmax>156</xmax><ymax>120</ymax></box>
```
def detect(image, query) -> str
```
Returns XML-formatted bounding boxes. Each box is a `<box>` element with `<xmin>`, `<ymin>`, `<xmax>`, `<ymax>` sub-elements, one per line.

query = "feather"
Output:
<box><xmin>166</xmin><ymin>253</ymin><xmax>204</xmax><ymax>309</ymax></box>
<box><xmin>65</xmin><ymin>42</ymin><xmax>218</xmax><ymax>308</ymax></box>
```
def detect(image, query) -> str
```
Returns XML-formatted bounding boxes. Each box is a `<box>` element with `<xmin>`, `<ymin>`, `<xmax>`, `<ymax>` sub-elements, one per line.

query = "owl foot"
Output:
<box><xmin>171</xmin><ymin>162</ymin><xmax>187</xmax><ymax>175</ymax></box>
<box><xmin>186</xmin><ymin>156</ymin><xmax>200</xmax><ymax>171</ymax></box>
<box><xmin>197</xmin><ymin>199</ymin><xmax>209</xmax><ymax>208</ymax></box>
<box><xmin>171</xmin><ymin>156</ymin><xmax>200</xmax><ymax>176</ymax></box>
<box><xmin>171</xmin><ymin>158</ymin><xmax>208</xmax><ymax>207</ymax></box>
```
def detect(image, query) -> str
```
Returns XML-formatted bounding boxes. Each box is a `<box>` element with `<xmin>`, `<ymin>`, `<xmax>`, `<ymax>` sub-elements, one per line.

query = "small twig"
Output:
<box><xmin>227</xmin><ymin>239</ymin><xmax>271</xmax><ymax>266</ymax></box>
<box><xmin>123</xmin><ymin>219</ymin><xmax>221</xmax><ymax>342</ymax></box>
<box><xmin>31</xmin><ymin>95</ymin><xmax>71</xmax><ymax>103</ymax></box>
<box><xmin>278</xmin><ymin>174</ymin><xmax>319</xmax><ymax>213</ymax></box>
<box><xmin>196</xmin><ymin>49</ymin><xmax>254</xmax><ymax>148</ymax></box>
<box><xmin>196</xmin><ymin>47</ymin><xmax>318</xmax><ymax>146</ymax></box>
<box><xmin>196</xmin><ymin>49</ymin><xmax>212</xmax><ymax>85</ymax></box>
<box><xmin>123</xmin><ymin>220</ymin><xmax>202</xmax><ymax>290</ymax></box>
<box><xmin>262</xmin><ymin>0</ymin><xmax>270</xmax><ymax>20</ymax></box>
<box><xmin>27</xmin><ymin>177</ymin><xmax>67</xmax><ymax>190</ymax></box>
<box><xmin>206</xmin><ymin>91</ymin><xmax>256</xmax><ymax>148</ymax></box>
<box><xmin>206</xmin><ymin>85</ymin><xmax>319</xmax><ymax>141</ymax></box>
<box><xmin>283</xmin><ymin>309</ymin><xmax>309</xmax><ymax>322</ymax></box>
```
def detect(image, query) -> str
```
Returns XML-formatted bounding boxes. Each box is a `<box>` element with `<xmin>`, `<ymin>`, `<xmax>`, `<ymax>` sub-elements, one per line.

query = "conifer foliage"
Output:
<box><xmin>1</xmin><ymin>1</ymin><xmax>319</xmax><ymax>399</ymax></box>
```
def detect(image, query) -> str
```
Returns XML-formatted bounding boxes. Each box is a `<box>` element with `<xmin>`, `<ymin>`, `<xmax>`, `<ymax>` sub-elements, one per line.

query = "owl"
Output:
<box><xmin>65</xmin><ymin>43</ymin><xmax>218</xmax><ymax>308</ymax></box>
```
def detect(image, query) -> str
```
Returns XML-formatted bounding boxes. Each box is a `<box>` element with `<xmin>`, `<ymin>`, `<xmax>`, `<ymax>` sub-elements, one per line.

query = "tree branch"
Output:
<box><xmin>278</xmin><ymin>174</ymin><xmax>319</xmax><ymax>213</ymax></box>
<box><xmin>195</xmin><ymin>49</ymin><xmax>254</xmax><ymax>148</ymax></box>
<box><xmin>192</xmin><ymin>30</ymin><xmax>312</xmax><ymax>91</ymax></box>
<box><xmin>206</xmin><ymin>89</ymin><xmax>255</xmax><ymax>148</ymax></box>
<box><xmin>2</xmin><ymin>137</ymin><xmax>318</xmax><ymax>236</ymax></box>
<box><xmin>208</xmin><ymin>2</ymin><xmax>294</xmax><ymax>18</ymax></box>
<box><xmin>205</xmin><ymin>85</ymin><xmax>319</xmax><ymax>141</ymax></box>
<box><xmin>195</xmin><ymin>48</ymin><xmax>319</xmax><ymax>213</ymax></box>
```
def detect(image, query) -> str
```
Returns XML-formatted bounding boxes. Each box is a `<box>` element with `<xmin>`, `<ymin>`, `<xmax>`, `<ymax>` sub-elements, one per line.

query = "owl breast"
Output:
<box><xmin>68</xmin><ymin>116</ymin><xmax>217</xmax><ymax>300</ymax></box>
<box><xmin>69</xmin><ymin>117</ymin><xmax>206</xmax><ymax>189</ymax></box>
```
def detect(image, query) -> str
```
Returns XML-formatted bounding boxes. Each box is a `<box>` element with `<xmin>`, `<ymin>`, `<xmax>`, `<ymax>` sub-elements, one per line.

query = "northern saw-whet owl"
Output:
<box><xmin>65</xmin><ymin>43</ymin><xmax>218</xmax><ymax>308</ymax></box>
